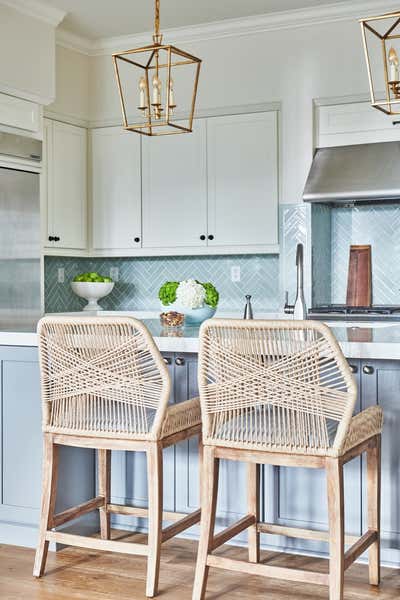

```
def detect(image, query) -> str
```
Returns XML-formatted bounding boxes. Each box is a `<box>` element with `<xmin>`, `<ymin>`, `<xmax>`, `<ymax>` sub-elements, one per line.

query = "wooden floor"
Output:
<box><xmin>1</xmin><ymin>531</ymin><xmax>400</xmax><ymax>599</ymax></box>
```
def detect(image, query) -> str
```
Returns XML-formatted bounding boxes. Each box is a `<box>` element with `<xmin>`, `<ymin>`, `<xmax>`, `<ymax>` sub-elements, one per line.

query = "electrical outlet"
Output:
<box><xmin>231</xmin><ymin>265</ymin><xmax>241</xmax><ymax>282</ymax></box>
<box><xmin>110</xmin><ymin>267</ymin><xmax>119</xmax><ymax>282</ymax></box>
<box><xmin>57</xmin><ymin>268</ymin><xmax>65</xmax><ymax>283</ymax></box>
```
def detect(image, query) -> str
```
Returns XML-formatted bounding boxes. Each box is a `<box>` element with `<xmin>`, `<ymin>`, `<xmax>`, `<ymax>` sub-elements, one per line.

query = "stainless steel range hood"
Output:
<box><xmin>303</xmin><ymin>142</ymin><xmax>400</xmax><ymax>205</ymax></box>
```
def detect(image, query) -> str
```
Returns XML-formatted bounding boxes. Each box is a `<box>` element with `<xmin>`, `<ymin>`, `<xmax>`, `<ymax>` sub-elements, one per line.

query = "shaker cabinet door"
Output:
<box><xmin>91</xmin><ymin>127</ymin><xmax>142</xmax><ymax>253</ymax></box>
<box><xmin>141</xmin><ymin>120</ymin><xmax>207</xmax><ymax>249</ymax></box>
<box><xmin>207</xmin><ymin>112</ymin><xmax>279</xmax><ymax>250</ymax></box>
<box><xmin>44</xmin><ymin>119</ymin><xmax>88</xmax><ymax>251</ymax></box>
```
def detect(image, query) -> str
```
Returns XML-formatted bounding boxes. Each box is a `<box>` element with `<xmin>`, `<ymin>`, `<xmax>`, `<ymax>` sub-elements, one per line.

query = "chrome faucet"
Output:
<box><xmin>284</xmin><ymin>243</ymin><xmax>307</xmax><ymax>320</ymax></box>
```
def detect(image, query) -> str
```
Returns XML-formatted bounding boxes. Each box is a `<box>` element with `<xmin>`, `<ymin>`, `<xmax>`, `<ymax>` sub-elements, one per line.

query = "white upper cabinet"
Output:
<box><xmin>142</xmin><ymin>121</ymin><xmax>207</xmax><ymax>249</ymax></box>
<box><xmin>207</xmin><ymin>112</ymin><xmax>278</xmax><ymax>250</ymax></box>
<box><xmin>0</xmin><ymin>93</ymin><xmax>41</xmax><ymax>136</ymax></box>
<box><xmin>91</xmin><ymin>127</ymin><xmax>141</xmax><ymax>253</ymax></box>
<box><xmin>44</xmin><ymin>119</ymin><xmax>87</xmax><ymax>251</ymax></box>
<box><xmin>316</xmin><ymin>102</ymin><xmax>400</xmax><ymax>148</ymax></box>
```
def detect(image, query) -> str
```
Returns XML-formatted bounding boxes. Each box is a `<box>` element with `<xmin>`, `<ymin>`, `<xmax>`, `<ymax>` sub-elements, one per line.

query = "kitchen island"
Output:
<box><xmin>0</xmin><ymin>314</ymin><xmax>399</xmax><ymax>569</ymax></box>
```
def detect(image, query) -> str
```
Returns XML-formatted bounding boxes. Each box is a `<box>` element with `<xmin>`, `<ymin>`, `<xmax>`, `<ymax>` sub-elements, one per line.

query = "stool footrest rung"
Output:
<box><xmin>206</xmin><ymin>555</ymin><xmax>329</xmax><ymax>586</ymax></box>
<box><xmin>106</xmin><ymin>503</ymin><xmax>190</xmax><ymax>522</ymax></box>
<box><xmin>257</xmin><ymin>522</ymin><xmax>359</xmax><ymax>546</ymax></box>
<box><xmin>162</xmin><ymin>509</ymin><xmax>201</xmax><ymax>542</ymax></box>
<box><xmin>344</xmin><ymin>529</ymin><xmax>378</xmax><ymax>570</ymax></box>
<box><xmin>212</xmin><ymin>515</ymin><xmax>256</xmax><ymax>550</ymax></box>
<box><xmin>52</xmin><ymin>496</ymin><xmax>105</xmax><ymax>528</ymax></box>
<box><xmin>46</xmin><ymin>531</ymin><xmax>149</xmax><ymax>556</ymax></box>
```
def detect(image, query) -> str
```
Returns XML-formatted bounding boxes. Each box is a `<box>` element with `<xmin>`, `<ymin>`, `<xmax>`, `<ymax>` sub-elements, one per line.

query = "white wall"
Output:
<box><xmin>47</xmin><ymin>46</ymin><xmax>90</xmax><ymax>126</ymax></box>
<box><xmin>0</xmin><ymin>5</ymin><xmax>56</xmax><ymax>104</ymax></box>
<box><xmin>86</xmin><ymin>18</ymin><xmax>372</xmax><ymax>204</ymax></box>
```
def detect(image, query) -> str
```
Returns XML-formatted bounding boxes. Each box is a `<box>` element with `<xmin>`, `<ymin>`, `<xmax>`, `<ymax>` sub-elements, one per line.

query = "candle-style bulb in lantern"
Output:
<box><xmin>138</xmin><ymin>76</ymin><xmax>148</xmax><ymax>110</ymax></box>
<box><xmin>388</xmin><ymin>47</ymin><xmax>399</xmax><ymax>82</ymax></box>
<box><xmin>168</xmin><ymin>78</ymin><xmax>176</xmax><ymax>110</ymax></box>
<box><xmin>152</xmin><ymin>74</ymin><xmax>161</xmax><ymax>106</ymax></box>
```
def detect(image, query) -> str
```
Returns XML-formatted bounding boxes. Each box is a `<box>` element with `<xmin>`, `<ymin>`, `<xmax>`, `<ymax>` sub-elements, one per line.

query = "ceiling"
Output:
<box><xmin>42</xmin><ymin>0</ymin><xmax>351</xmax><ymax>40</ymax></box>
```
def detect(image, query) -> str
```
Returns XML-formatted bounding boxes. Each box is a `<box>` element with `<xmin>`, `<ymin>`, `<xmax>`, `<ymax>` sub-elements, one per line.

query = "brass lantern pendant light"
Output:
<box><xmin>112</xmin><ymin>0</ymin><xmax>202</xmax><ymax>136</ymax></box>
<box><xmin>360</xmin><ymin>11</ymin><xmax>400</xmax><ymax>115</ymax></box>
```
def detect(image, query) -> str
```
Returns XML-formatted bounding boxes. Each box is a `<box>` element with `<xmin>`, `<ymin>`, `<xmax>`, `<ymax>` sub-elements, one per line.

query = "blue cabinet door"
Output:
<box><xmin>174</xmin><ymin>353</ymin><xmax>249</xmax><ymax>544</ymax></box>
<box><xmin>110</xmin><ymin>353</ymin><xmax>175</xmax><ymax>532</ymax></box>
<box><xmin>0</xmin><ymin>345</ymin><xmax>96</xmax><ymax>546</ymax></box>
<box><xmin>263</xmin><ymin>359</ymin><xmax>362</xmax><ymax>554</ymax></box>
<box><xmin>361</xmin><ymin>359</ymin><xmax>400</xmax><ymax>566</ymax></box>
<box><xmin>0</xmin><ymin>346</ymin><xmax>42</xmax><ymax>531</ymax></box>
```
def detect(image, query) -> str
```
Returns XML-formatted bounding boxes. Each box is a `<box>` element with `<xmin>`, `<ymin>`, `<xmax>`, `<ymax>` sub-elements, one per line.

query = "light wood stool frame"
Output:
<box><xmin>34</xmin><ymin>427</ymin><xmax>202</xmax><ymax>597</ymax></box>
<box><xmin>193</xmin><ymin>319</ymin><xmax>383</xmax><ymax>600</ymax></box>
<box><xmin>192</xmin><ymin>435</ymin><xmax>381</xmax><ymax>600</ymax></box>
<box><xmin>33</xmin><ymin>316</ymin><xmax>204</xmax><ymax>598</ymax></box>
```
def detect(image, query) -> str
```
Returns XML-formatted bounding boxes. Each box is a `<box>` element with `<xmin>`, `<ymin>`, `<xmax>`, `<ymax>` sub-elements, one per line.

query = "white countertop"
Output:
<box><xmin>2</xmin><ymin>310</ymin><xmax>400</xmax><ymax>360</ymax></box>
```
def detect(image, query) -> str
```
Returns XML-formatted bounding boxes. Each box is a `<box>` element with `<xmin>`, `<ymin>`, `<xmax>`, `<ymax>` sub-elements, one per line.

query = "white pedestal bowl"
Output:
<box><xmin>71</xmin><ymin>281</ymin><xmax>115</xmax><ymax>311</ymax></box>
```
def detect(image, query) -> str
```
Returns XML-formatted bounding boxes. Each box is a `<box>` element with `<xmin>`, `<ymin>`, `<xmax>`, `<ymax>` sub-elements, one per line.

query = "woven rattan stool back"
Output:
<box><xmin>37</xmin><ymin>316</ymin><xmax>170</xmax><ymax>440</ymax></box>
<box><xmin>198</xmin><ymin>319</ymin><xmax>357</xmax><ymax>456</ymax></box>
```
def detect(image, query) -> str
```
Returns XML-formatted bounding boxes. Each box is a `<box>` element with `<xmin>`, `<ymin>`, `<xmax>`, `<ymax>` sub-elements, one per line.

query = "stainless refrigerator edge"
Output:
<box><xmin>0</xmin><ymin>133</ymin><xmax>42</xmax><ymax>330</ymax></box>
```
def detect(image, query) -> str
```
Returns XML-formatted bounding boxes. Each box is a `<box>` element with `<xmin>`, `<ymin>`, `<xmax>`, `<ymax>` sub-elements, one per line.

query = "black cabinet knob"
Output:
<box><xmin>54</xmin><ymin>236</ymin><xmax>60</xmax><ymax>242</ymax></box>
<box><xmin>208</xmin><ymin>234</ymin><xmax>214</xmax><ymax>241</ymax></box>
<box><xmin>363</xmin><ymin>365</ymin><xmax>374</xmax><ymax>375</ymax></box>
<box><xmin>163</xmin><ymin>357</ymin><xmax>172</xmax><ymax>365</ymax></box>
<box><xmin>175</xmin><ymin>357</ymin><xmax>185</xmax><ymax>366</ymax></box>
<box><xmin>134</xmin><ymin>237</ymin><xmax>140</xmax><ymax>243</ymax></box>
<box><xmin>349</xmin><ymin>364</ymin><xmax>358</xmax><ymax>374</ymax></box>
<box><xmin>200</xmin><ymin>235</ymin><xmax>206</xmax><ymax>241</ymax></box>
<box><xmin>48</xmin><ymin>236</ymin><xmax>55</xmax><ymax>242</ymax></box>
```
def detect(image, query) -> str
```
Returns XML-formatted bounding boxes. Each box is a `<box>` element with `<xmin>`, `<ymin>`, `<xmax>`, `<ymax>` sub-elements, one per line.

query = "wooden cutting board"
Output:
<box><xmin>346</xmin><ymin>245</ymin><xmax>372</xmax><ymax>307</ymax></box>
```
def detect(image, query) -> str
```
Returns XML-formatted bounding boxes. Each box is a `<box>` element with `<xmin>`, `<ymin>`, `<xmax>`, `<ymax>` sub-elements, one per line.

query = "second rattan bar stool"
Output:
<box><xmin>192</xmin><ymin>319</ymin><xmax>383</xmax><ymax>600</ymax></box>
<box><xmin>33</xmin><ymin>316</ymin><xmax>202</xmax><ymax>597</ymax></box>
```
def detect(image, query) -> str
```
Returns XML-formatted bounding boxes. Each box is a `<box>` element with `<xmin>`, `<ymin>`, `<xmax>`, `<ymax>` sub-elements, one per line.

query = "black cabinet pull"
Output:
<box><xmin>363</xmin><ymin>365</ymin><xmax>374</xmax><ymax>375</ymax></box>
<box><xmin>200</xmin><ymin>235</ymin><xmax>206</xmax><ymax>241</ymax></box>
<box><xmin>175</xmin><ymin>357</ymin><xmax>185</xmax><ymax>366</ymax></box>
<box><xmin>54</xmin><ymin>236</ymin><xmax>60</xmax><ymax>242</ymax></box>
<box><xmin>48</xmin><ymin>236</ymin><xmax>55</xmax><ymax>242</ymax></box>
<box><xmin>134</xmin><ymin>237</ymin><xmax>140</xmax><ymax>243</ymax></box>
<box><xmin>208</xmin><ymin>234</ymin><xmax>214</xmax><ymax>241</ymax></box>
<box><xmin>349</xmin><ymin>364</ymin><xmax>358</xmax><ymax>374</ymax></box>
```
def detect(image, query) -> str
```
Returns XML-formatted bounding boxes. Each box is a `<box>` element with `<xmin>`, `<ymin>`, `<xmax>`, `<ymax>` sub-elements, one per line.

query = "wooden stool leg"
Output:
<box><xmin>326</xmin><ymin>458</ymin><xmax>344</xmax><ymax>600</ymax></box>
<box><xmin>192</xmin><ymin>446</ymin><xmax>219</xmax><ymax>600</ymax></box>
<box><xmin>247</xmin><ymin>463</ymin><xmax>260</xmax><ymax>563</ymax></box>
<box><xmin>367</xmin><ymin>435</ymin><xmax>381</xmax><ymax>586</ymax></box>
<box><xmin>33</xmin><ymin>435</ymin><xmax>59</xmax><ymax>577</ymax></box>
<box><xmin>146</xmin><ymin>443</ymin><xmax>163</xmax><ymax>598</ymax></box>
<box><xmin>198</xmin><ymin>435</ymin><xmax>204</xmax><ymax>496</ymax></box>
<box><xmin>98</xmin><ymin>449</ymin><xmax>111</xmax><ymax>540</ymax></box>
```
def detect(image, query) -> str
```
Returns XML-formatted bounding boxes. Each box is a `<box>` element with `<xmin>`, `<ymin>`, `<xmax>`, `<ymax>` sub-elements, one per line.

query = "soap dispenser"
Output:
<box><xmin>243</xmin><ymin>295</ymin><xmax>254</xmax><ymax>320</ymax></box>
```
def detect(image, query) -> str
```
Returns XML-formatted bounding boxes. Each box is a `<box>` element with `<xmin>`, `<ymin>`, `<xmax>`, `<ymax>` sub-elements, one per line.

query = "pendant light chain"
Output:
<box><xmin>153</xmin><ymin>0</ymin><xmax>163</xmax><ymax>45</ymax></box>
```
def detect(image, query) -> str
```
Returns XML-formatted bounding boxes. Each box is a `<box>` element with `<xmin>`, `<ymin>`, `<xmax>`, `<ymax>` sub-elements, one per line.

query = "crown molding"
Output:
<box><xmin>56</xmin><ymin>0</ymin><xmax>400</xmax><ymax>56</ymax></box>
<box><xmin>0</xmin><ymin>0</ymin><xmax>66</xmax><ymax>27</ymax></box>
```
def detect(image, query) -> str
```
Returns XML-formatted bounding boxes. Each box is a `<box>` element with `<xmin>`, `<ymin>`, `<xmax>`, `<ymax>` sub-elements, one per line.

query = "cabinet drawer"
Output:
<box><xmin>0</xmin><ymin>93</ymin><xmax>40</xmax><ymax>133</ymax></box>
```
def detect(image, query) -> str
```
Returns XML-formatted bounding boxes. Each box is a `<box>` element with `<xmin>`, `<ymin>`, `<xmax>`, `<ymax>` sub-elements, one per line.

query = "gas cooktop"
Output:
<box><xmin>309</xmin><ymin>305</ymin><xmax>400</xmax><ymax>319</ymax></box>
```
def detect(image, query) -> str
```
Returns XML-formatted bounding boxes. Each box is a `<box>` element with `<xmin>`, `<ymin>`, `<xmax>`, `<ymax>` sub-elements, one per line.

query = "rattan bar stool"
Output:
<box><xmin>192</xmin><ymin>319</ymin><xmax>383</xmax><ymax>600</ymax></box>
<box><xmin>33</xmin><ymin>316</ymin><xmax>202</xmax><ymax>598</ymax></box>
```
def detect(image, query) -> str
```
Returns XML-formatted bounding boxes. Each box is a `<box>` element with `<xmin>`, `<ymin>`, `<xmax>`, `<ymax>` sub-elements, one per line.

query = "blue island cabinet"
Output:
<box><xmin>0</xmin><ymin>345</ymin><xmax>96</xmax><ymax>548</ymax></box>
<box><xmin>361</xmin><ymin>359</ymin><xmax>400</xmax><ymax>567</ymax></box>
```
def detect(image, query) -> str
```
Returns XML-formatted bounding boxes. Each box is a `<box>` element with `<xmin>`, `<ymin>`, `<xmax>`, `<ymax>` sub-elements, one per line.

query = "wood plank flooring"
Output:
<box><xmin>1</xmin><ymin>530</ymin><xmax>399</xmax><ymax>599</ymax></box>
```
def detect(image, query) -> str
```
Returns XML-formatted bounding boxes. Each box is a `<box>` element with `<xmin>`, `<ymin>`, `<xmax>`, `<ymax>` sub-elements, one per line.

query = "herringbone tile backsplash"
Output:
<box><xmin>45</xmin><ymin>253</ymin><xmax>281</xmax><ymax>313</ymax></box>
<box><xmin>331</xmin><ymin>204</ymin><xmax>400</xmax><ymax>305</ymax></box>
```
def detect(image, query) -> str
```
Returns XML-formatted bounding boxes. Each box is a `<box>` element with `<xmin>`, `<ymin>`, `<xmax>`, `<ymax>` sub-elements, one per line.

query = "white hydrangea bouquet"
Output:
<box><xmin>159</xmin><ymin>278</ymin><xmax>219</xmax><ymax>324</ymax></box>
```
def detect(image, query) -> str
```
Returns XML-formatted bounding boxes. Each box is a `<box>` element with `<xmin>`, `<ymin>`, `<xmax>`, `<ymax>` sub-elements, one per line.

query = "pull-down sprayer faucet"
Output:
<box><xmin>284</xmin><ymin>243</ymin><xmax>307</xmax><ymax>320</ymax></box>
